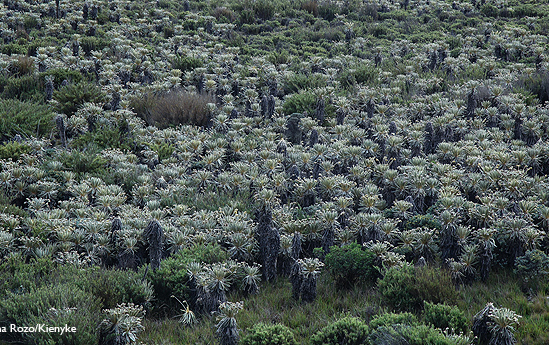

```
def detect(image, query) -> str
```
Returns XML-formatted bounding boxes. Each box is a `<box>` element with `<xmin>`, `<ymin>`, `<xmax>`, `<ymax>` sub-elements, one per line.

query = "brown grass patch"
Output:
<box><xmin>131</xmin><ymin>90</ymin><xmax>213</xmax><ymax>128</ymax></box>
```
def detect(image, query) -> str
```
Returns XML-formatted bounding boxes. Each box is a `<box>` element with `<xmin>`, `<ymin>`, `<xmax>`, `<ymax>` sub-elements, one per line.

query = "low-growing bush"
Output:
<box><xmin>0</xmin><ymin>141</ymin><xmax>31</xmax><ymax>161</ymax></box>
<box><xmin>0</xmin><ymin>99</ymin><xmax>55</xmax><ymax>139</ymax></box>
<box><xmin>58</xmin><ymin>150</ymin><xmax>108</xmax><ymax>176</ymax></box>
<box><xmin>0</xmin><ymin>283</ymin><xmax>102</xmax><ymax>345</ymax></box>
<box><xmin>324</xmin><ymin>243</ymin><xmax>379</xmax><ymax>287</ymax></box>
<box><xmin>515</xmin><ymin>249</ymin><xmax>549</xmax><ymax>292</ymax></box>
<box><xmin>310</xmin><ymin>317</ymin><xmax>369</xmax><ymax>345</ymax></box>
<box><xmin>53</xmin><ymin>81</ymin><xmax>107</xmax><ymax>116</ymax></box>
<box><xmin>131</xmin><ymin>90</ymin><xmax>213</xmax><ymax>128</ymax></box>
<box><xmin>0</xmin><ymin>74</ymin><xmax>42</xmax><ymax>101</ymax></box>
<box><xmin>241</xmin><ymin>323</ymin><xmax>297</xmax><ymax>345</ymax></box>
<box><xmin>369</xmin><ymin>312</ymin><xmax>418</xmax><ymax>329</ymax></box>
<box><xmin>171</xmin><ymin>55</ymin><xmax>204</xmax><ymax>72</ymax></box>
<box><xmin>369</xmin><ymin>323</ymin><xmax>459</xmax><ymax>345</ymax></box>
<box><xmin>145</xmin><ymin>244</ymin><xmax>228</xmax><ymax>314</ymax></box>
<box><xmin>423</xmin><ymin>301</ymin><xmax>468</xmax><ymax>334</ymax></box>
<box><xmin>378</xmin><ymin>264</ymin><xmax>456</xmax><ymax>312</ymax></box>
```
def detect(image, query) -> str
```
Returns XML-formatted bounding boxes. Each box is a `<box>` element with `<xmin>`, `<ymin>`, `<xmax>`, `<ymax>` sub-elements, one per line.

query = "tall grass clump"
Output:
<box><xmin>131</xmin><ymin>90</ymin><xmax>213</xmax><ymax>128</ymax></box>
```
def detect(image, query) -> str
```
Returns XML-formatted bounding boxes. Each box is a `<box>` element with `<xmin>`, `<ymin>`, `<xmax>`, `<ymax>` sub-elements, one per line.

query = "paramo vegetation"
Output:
<box><xmin>1</xmin><ymin>0</ymin><xmax>549</xmax><ymax>344</ymax></box>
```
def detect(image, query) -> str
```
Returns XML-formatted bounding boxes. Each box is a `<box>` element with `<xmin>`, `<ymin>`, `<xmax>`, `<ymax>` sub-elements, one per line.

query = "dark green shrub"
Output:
<box><xmin>423</xmin><ymin>301</ymin><xmax>468</xmax><ymax>334</ymax></box>
<box><xmin>74</xmin><ymin>267</ymin><xmax>153</xmax><ymax>309</ymax></box>
<box><xmin>325</xmin><ymin>243</ymin><xmax>379</xmax><ymax>287</ymax></box>
<box><xmin>0</xmin><ymin>99</ymin><xmax>55</xmax><ymax>139</ymax></box>
<box><xmin>378</xmin><ymin>264</ymin><xmax>456</xmax><ymax>312</ymax></box>
<box><xmin>53</xmin><ymin>81</ymin><xmax>107</xmax><ymax>116</ymax></box>
<box><xmin>369</xmin><ymin>324</ymin><xmax>457</xmax><ymax>345</ymax></box>
<box><xmin>79</xmin><ymin>36</ymin><xmax>110</xmax><ymax>55</ymax></box>
<box><xmin>71</xmin><ymin>125</ymin><xmax>132</xmax><ymax>151</ymax></box>
<box><xmin>310</xmin><ymin>317</ymin><xmax>369</xmax><ymax>345</ymax></box>
<box><xmin>282</xmin><ymin>91</ymin><xmax>317</xmax><ymax>115</ymax></box>
<box><xmin>58</xmin><ymin>150</ymin><xmax>108</xmax><ymax>176</ymax></box>
<box><xmin>39</xmin><ymin>68</ymin><xmax>83</xmax><ymax>86</ymax></box>
<box><xmin>338</xmin><ymin>63</ymin><xmax>377</xmax><ymax>89</ymax></box>
<box><xmin>405</xmin><ymin>214</ymin><xmax>442</xmax><ymax>231</ymax></box>
<box><xmin>0</xmin><ymin>141</ymin><xmax>31</xmax><ymax>161</ymax></box>
<box><xmin>283</xmin><ymin>73</ymin><xmax>326</xmax><ymax>94</ymax></box>
<box><xmin>0</xmin><ymin>283</ymin><xmax>102</xmax><ymax>345</ymax></box>
<box><xmin>515</xmin><ymin>249</ymin><xmax>549</xmax><ymax>292</ymax></box>
<box><xmin>254</xmin><ymin>0</ymin><xmax>275</xmax><ymax>20</ymax></box>
<box><xmin>369</xmin><ymin>312</ymin><xmax>418</xmax><ymax>329</ymax></box>
<box><xmin>130</xmin><ymin>90</ymin><xmax>213</xmax><ymax>128</ymax></box>
<box><xmin>145</xmin><ymin>244</ymin><xmax>228</xmax><ymax>312</ymax></box>
<box><xmin>149</xmin><ymin>142</ymin><xmax>175</xmax><ymax>162</ymax></box>
<box><xmin>171</xmin><ymin>55</ymin><xmax>204</xmax><ymax>72</ymax></box>
<box><xmin>0</xmin><ymin>74</ymin><xmax>42</xmax><ymax>101</ymax></box>
<box><xmin>241</xmin><ymin>323</ymin><xmax>297</xmax><ymax>345</ymax></box>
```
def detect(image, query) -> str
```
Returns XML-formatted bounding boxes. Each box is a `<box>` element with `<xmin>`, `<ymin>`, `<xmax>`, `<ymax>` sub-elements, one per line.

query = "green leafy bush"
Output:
<box><xmin>378</xmin><ymin>264</ymin><xmax>456</xmax><ymax>312</ymax></box>
<box><xmin>282</xmin><ymin>91</ymin><xmax>317</xmax><ymax>115</ymax></box>
<box><xmin>369</xmin><ymin>312</ymin><xmax>418</xmax><ymax>329</ymax></box>
<box><xmin>324</xmin><ymin>243</ymin><xmax>379</xmax><ymax>287</ymax></box>
<box><xmin>0</xmin><ymin>74</ymin><xmax>42</xmax><ymax>101</ymax></box>
<box><xmin>171</xmin><ymin>55</ymin><xmax>204</xmax><ymax>73</ymax></box>
<box><xmin>423</xmin><ymin>301</ymin><xmax>468</xmax><ymax>334</ymax></box>
<box><xmin>369</xmin><ymin>324</ymin><xmax>458</xmax><ymax>345</ymax></box>
<box><xmin>0</xmin><ymin>283</ymin><xmax>102</xmax><ymax>345</ymax></box>
<box><xmin>58</xmin><ymin>150</ymin><xmax>108</xmax><ymax>176</ymax></box>
<box><xmin>146</xmin><ymin>244</ymin><xmax>228</xmax><ymax>311</ymax></box>
<box><xmin>0</xmin><ymin>141</ymin><xmax>31</xmax><ymax>161</ymax></box>
<box><xmin>338</xmin><ymin>63</ymin><xmax>377</xmax><ymax>89</ymax></box>
<box><xmin>283</xmin><ymin>73</ymin><xmax>326</xmax><ymax>94</ymax></box>
<box><xmin>53</xmin><ymin>81</ymin><xmax>107</xmax><ymax>116</ymax></box>
<box><xmin>39</xmin><ymin>68</ymin><xmax>83</xmax><ymax>86</ymax></box>
<box><xmin>310</xmin><ymin>317</ymin><xmax>369</xmax><ymax>345</ymax></box>
<box><xmin>515</xmin><ymin>249</ymin><xmax>549</xmax><ymax>292</ymax></box>
<box><xmin>0</xmin><ymin>99</ymin><xmax>55</xmax><ymax>139</ymax></box>
<box><xmin>130</xmin><ymin>90</ymin><xmax>213</xmax><ymax>128</ymax></box>
<box><xmin>71</xmin><ymin>125</ymin><xmax>132</xmax><ymax>151</ymax></box>
<box><xmin>241</xmin><ymin>323</ymin><xmax>297</xmax><ymax>345</ymax></box>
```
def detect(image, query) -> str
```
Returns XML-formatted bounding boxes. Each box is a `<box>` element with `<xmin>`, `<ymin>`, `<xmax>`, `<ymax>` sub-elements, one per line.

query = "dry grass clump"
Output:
<box><xmin>131</xmin><ymin>90</ymin><xmax>213</xmax><ymax>128</ymax></box>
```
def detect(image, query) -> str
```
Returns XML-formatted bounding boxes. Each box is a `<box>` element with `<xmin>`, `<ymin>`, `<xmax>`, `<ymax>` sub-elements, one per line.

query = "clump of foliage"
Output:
<box><xmin>514</xmin><ymin>249</ymin><xmax>549</xmax><ymax>292</ymax></box>
<box><xmin>145</xmin><ymin>244</ymin><xmax>228</xmax><ymax>313</ymax></box>
<box><xmin>172</xmin><ymin>55</ymin><xmax>204</xmax><ymax>72</ymax></box>
<box><xmin>241</xmin><ymin>323</ymin><xmax>297</xmax><ymax>345</ymax></box>
<box><xmin>53</xmin><ymin>81</ymin><xmax>107</xmax><ymax>116</ymax></box>
<box><xmin>423</xmin><ymin>301</ymin><xmax>468</xmax><ymax>334</ymax></box>
<box><xmin>310</xmin><ymin>317</ymin><xmax>369</xmax><ymax>345</ymax></box>
<box><xmin>0</xmin><ymin>141</ymin><xmax>31</xmax><ymax>161</ymax></box>
<box><xmin>378</xmin><ymin>264</ymin><xmax>456</xmax><ymax>312</ymax></box>
<box><xmin>0</xmin><ymin>99</ymin><xmax>55</xmax><ymax>139</ymax></box>
<box><xmin>324</xmin><ymin>243</ymin><xmax>379</xmax><ymax>287</ymax></box>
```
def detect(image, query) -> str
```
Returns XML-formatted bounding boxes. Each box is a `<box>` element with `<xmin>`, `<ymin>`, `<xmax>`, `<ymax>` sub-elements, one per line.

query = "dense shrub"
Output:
<box><xmin>171</xmin><ymin>55</ymin><xmax>204</xmax><ymax>73</ymax></box>
<box><xmin>145</xmin><ymin>244</ymin><xmax>228</xmax><ymax>312</ymax></box>
<box><xmin>0</xmin><ymin>283</ymin><xmax>102</xmax><ymax>345</ymax></box>
<box><xmin>241</xmin><ymin>323</ymin><xmax>297</xmax><ymax>345</ymax></box>
<box><xmin>369</xmin><ymin>312</ymin><xmax>419</xmax><ymax>329</ymax></box>
<box><xmin>58</xmin><ymin>150</ymin><xmax>108</xmax><ymax>176</ymax></box>
<box><xmin>283</xmin><ymin>73</ymin><xmax>326</xmax><ymax>94</ymax></box>
<box><xmin>338</xmin><ymin>63</ymin><xmax>377</xmax><ymax>89</ymax></box>
<box><xmin>131</xmin><ymin>90</ymin><xmax>213</xmax><ymax>128</ymax></box>
<box><xmin>378</xmin><ymin>264</ymin><xmax>456</xmax><ymax>312</ymax></box>
<box><xmin>423</xmin><ymin>301</ymin><xmax>468</xmax><ymax>334</ymax></box>
<box><xmin>0</xmin><ymin>74</ymin><xmax>42</xmax><ymax>101</ymax></box>
<box><xmin>39</xmin><ymin>68</ymin><xmax>83</xmax><ymax>86</ymax></box>
<box><xmin>282</xmin><ymin>91</ymin><xmax>317</xmax><ymax>115</ymax></box>
<box><xmin>0</xmin><ymin>141</ymin><xmax>31</xmax><ymax>161</ymax></box>
<box><xmin>515</xmin><ymin>249</ymin><xmax>549</xmax><ymax>292</ymax></box>
<box><xmin>53</xmin><ymin>81</ymin><xmax>107</xmax><ymax>116</ymax></box>
<box><xmin>0</xmin><ymin>99</ymin><xmax>55</xmax><ymax>139</ymax></box>
<box><xmin>71</xmin><ymin>125</ymin><xmax>133</xmax><ymax>151</ymax></box>
<box><xmin>369</xmin><ymin>324</ymin><xmax>458</xmax><ymax>345</ymax></box>
<box><xmin>310</xmin><ymin>317</ymin><xmax>369</xmax><ymax>345</ymax></box>
<box><xmin>324</xmin><ymin>243</ymin><xmax>379</xmax><ymax>287</ymax></box>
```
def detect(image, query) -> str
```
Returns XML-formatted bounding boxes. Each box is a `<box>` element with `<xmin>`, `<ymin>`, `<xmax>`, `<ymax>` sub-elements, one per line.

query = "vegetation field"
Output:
<box><xmin>1</xmin><ymin>0</ymin><xmax>549</xmax><ymax>344</ymax></box>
